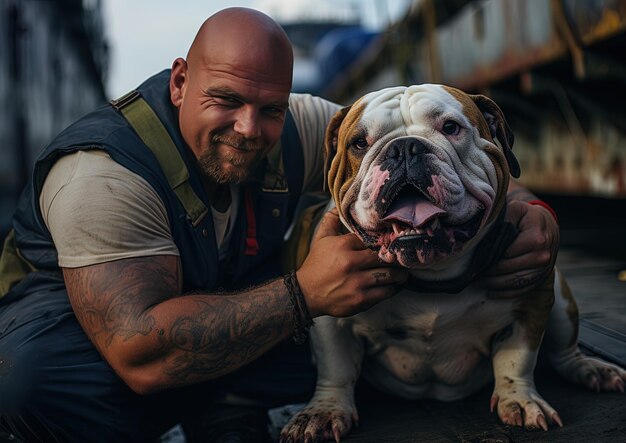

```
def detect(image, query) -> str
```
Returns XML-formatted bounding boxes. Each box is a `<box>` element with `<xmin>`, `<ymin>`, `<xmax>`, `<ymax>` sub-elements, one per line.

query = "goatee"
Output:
<box><xmin>198</xmin><ymin>135</ymin><xmax>264</xmax><ymax>184</ymax></box>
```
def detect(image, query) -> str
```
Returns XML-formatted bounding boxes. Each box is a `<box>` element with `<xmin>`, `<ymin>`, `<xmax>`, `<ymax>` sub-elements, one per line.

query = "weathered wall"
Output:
<box><xmin>328</xmin><ymin>0</ymin><xmax>626</xmax><ymax>198</ymax></box>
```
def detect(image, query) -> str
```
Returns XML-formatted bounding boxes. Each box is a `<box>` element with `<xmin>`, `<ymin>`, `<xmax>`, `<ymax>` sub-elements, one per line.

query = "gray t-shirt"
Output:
<box><xmin>40</xmin><ymin>93</ymin><xmax>340</xmax><ymax>268</ymax></box>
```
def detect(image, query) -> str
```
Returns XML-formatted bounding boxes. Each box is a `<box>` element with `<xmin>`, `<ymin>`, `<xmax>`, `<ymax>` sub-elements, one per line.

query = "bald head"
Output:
<box><xmin>187</xmin><ymin>7</ymin><xmax>293</xmax><ymax>87</ymax></box>
<box><xmin>169</xmin><ymin>8</ymin><xmax>295</xmax><ymax>185</ymax></box>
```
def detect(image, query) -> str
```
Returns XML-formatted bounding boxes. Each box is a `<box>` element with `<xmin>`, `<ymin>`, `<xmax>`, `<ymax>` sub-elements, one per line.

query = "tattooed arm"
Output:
<box><xmin>63</xmin><ymin>255</ymin><xmax>293</xmax><ymax>394</ymax></box>
<box><xmin>63</xmin><ymin>211</ymin><xmax>407</xmax><ymax>395</ymax></box>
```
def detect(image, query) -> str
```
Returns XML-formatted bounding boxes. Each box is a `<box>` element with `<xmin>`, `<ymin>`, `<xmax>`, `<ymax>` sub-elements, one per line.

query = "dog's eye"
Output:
<box><xmin>442</xmin><ymin>120</ymin><xmax>461</xmax><ymax>136</ymax></box>
<box><xmin>351</xmin><ymin>137</ymin><xmax>369</xmax><ymax>150</ymax></box>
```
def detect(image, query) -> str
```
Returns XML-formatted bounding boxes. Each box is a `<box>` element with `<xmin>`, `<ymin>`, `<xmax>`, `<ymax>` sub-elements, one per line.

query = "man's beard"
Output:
<box><xmin>198</xmin><ymin>134</ymin><xmax>265</xmax><ymax>184</ymax></box>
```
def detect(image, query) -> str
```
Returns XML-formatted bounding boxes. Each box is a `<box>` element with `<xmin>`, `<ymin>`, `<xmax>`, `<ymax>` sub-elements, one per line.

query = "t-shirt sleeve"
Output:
<box><xmin>39</xmin><ymin>150</ymin><xmax>179</xmax><ymax>268</ymax></box>
<box><xmin>288</xmin><ymin>93</ymin><xmax>342</xmax><ymax>193</ymax></box>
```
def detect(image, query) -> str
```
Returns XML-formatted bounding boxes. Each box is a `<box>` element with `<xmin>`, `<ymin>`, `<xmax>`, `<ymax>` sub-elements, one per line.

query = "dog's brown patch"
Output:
<box><xmin>443</xmin><ymin>86</ymin><xmax>511</xmax><ymax>224</ymax></box>
<box><xmin>326</xmin><ymin>99</ymin><xmax>367</xmax><ymax>222</ymax></box>
<box><xmin>442</xmin><ymin>86</ymin><xmax>493</xmax><ymax>142</ymax></box>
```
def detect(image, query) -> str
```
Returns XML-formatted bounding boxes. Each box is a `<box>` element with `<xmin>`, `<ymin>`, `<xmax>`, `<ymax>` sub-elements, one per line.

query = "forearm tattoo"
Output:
<box><xmin>64</xmin><ymin>257</ymin><xmax>292</xmax><ymax>387</ymax></box>
<box><xmin>164</xmin><ymin>281</ymin><xmax>291</xmax><ymax>383</ymax></box>
<box><xmin>64</xmin><ymin>257</ymin><xmax>176</xmax><ymax>348</ymax></box>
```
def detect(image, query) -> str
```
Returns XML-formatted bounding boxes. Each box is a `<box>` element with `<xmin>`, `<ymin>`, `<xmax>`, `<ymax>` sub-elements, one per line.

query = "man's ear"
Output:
<box><xmin>323</xmin><ymin>106</ymin><xmax>351</xmax><ymax>191</ymax></box>
<box><xmin>470</xmin><ymin>94</ymin><xmax>521</xmax><ymax>178</ymax></box>
<box><xmin>170</xmin><ymin>58</ymin><xmax>188</xmax><ymax>108</ymax></box>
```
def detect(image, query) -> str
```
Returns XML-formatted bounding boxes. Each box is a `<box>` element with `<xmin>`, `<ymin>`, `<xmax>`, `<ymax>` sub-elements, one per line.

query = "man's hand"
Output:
<box><xmin>483</xmin><ymin>199</ymin><xmax>559</xmax><ymax>297</ymax></box>
<box><xmin>296</xmin><ymin>208</ymin><xmax>408</xmax><ymax>317</ymax></box>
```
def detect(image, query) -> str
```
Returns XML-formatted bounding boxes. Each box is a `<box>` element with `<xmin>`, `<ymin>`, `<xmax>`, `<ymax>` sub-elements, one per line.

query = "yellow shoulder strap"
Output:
<box><xmin>262</xmin><ymin>139</ymin><xmax>288</xmax><ymax>193</ymax></box>
<box><xmin>1</xmin><ymin>92</ymin><xmax>209</xmax><ymax>299</ymax></box>
<box><xmin>0</xmin><ymin>230</ymin><xmax>37</xmax><ymax>298</ymax></box>
<box><xmin>110</xmin><ymin>91</ymin><xmax>208</xmax><ymax>226</ymax></box>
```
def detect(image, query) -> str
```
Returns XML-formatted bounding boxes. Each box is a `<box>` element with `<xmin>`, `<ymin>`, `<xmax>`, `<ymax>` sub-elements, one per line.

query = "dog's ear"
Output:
<box><xmin>470</xmin><ymin>94</ymin><xmax>520</xmax><ymax>178</ymax></box>
<box><xmin>323</xmin><ymin>105</ymin><xmax>351</xmax><ymax>191</ymax></box>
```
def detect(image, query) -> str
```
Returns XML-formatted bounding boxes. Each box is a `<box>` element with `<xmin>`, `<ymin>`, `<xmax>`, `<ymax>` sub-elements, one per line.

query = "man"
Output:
<box><xmin>0</xmin><ymin>7</ymin><xmax>558</xmax><ymax>443</ymax></box>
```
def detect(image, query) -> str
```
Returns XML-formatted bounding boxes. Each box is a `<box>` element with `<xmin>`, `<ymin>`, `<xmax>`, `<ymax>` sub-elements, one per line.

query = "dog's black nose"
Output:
<box><xmin>386</xmin><ymin>138</ymin><xmax>427</xmax><ymax>160</ymax></box>
<box><xmin>378</xmin><ymin>137</ymin><xmax>435</xmax><ymax>206</ymax></box>
<box><xmin>381</xmin><ymin>137</ymin><xmax>433</xmax><ymax>186</ymax></box>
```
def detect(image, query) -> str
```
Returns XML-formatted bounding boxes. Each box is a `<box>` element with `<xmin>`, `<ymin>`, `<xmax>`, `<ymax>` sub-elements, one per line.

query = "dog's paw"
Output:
<box><xmin>279</xmin><ymin>398</ymin><xmax>357</xmax><ymax>443</ymax></box>
<box><xmin>491</xmin><ymin>378</ymin><xmax>563</xmax><ymax>431</ymax></box>
<box><xmin>552</xmin><ymin>351</ymin><xmax>626</xmax><ymax>392</ymax></box>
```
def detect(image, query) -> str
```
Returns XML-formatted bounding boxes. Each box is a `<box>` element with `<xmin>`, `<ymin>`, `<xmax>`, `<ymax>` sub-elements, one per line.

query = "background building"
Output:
<box><xmin>0</xmin><ymin>0</ymin><xmax>109</xmax><ymax>237</ymax></box>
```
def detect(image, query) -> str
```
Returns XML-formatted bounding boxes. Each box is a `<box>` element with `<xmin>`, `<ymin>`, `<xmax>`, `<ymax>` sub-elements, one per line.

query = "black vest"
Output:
<box><xmin>6</xmin><ymin>70</ymin><xmax>304</xmax><ymax>302</ymax></box>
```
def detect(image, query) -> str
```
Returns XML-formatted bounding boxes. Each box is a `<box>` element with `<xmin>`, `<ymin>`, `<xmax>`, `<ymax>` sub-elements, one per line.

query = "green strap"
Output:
<box><xmin>263</xmin><ymin>139</ymin><xmax>288</xmax><ymax>192</ymax></box>
<box><xmin>111</xmin><ymin>91</ymin><xmax>208</xmax><ymax>226</ymax></box>
<box><xmin>0</xmin><ymin>230</ymin><xmax>37</xmax><ymax>298</ymax></box>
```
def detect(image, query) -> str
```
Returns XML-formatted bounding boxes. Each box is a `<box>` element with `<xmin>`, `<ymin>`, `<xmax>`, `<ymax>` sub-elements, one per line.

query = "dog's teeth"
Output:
<box><xmin>389</xmin><ymin>224</ymin><xmax>437</xmax><ymax>239</ymax></box>
<box><xmin>392</xmin><ymin>222</ymin><xmax>403</xmax><ymax>235</ymax></box>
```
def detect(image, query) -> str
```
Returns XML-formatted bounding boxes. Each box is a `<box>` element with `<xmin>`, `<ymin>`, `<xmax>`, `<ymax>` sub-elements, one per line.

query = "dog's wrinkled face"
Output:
<box><xmin>325</xmin><ymin>85</ymin><xmax>519</xmax><ymax>269</ymax></box>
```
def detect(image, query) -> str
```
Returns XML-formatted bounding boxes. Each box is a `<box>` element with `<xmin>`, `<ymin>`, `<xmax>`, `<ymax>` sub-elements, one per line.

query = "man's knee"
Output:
<box><xmin>0</xmin><ymin>331</ymin><xmax>43</xmax><ymax>412</ymax></box>
<box><xmin>0</xmin><ymin>304</ymin><xmax>94</xmax><ymax>414</ymax></box>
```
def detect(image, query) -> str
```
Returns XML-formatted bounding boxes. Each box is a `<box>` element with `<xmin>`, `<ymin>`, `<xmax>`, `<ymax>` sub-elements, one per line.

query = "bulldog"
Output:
<box><xmin>280</xmin><ymin>85</ymin><xmax>626</xmax><ymax>442</ymax></box>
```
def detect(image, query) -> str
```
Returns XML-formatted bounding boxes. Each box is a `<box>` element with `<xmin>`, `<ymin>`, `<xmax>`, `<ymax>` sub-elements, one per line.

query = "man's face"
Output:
<box><xmin>171</xmin><ymin>59</ymin><xmax>291</xmax><ymax>184</ymax></box>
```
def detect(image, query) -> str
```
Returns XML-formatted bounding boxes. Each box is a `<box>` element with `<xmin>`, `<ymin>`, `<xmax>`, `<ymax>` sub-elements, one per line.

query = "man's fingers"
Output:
<box><xmin>343</xmin><ymin>233</ymin><xmax>378</xmax><ymax>253</ymax></box>
<box><xmin>312</xmin><ymin>208</ymin><xmax>341</xmax><ymax>241</ymax></box>
<box><xmin>504</xmin><ymin>199</ymin><xmax>527</xmax><ymax>227</ymax></box>
<box><xmin>501</xmin><ymin>237</ymin><xmax>533</xmax><ymax>259</ymax></box>
<box><xmin>329</xmin><ymin>267</ymin><xmax>408</xmax><ymax>315</ymax></box>
<box><xmin>360</xmin><ymin>284</ymin><xmax>404</xmax><ymax>309</ymax></box>
<box><xmin>368</xmin><ymin>267</ymin><xmax>409</xmax><ymax>286</ymax></box>
<box><xmin>481</xmin><ymin>269</ymin><xmax>547</xmax><ymax>296</ymax></box>
<box><xmin>313</xmin><ymin>212</ymin><xmax>371</xmax><ymax>248</ymax></box>
<box><xmin>502</xmin><ymin>229</ymin><xmax>548</xmax><ymax>259</ymax></box>
<box><xmin>484</xmin><ymin>254</ymin><xmax>536</xmax><ymax>276</ymax></box>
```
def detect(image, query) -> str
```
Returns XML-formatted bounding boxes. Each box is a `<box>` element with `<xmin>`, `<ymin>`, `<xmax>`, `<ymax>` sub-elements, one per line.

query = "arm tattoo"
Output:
<box><xmin>64</xmin><ymin>256</ymin><xmax>293</xmax><ymax>387</ymax></box>
<box><xmin>64</xmin><ymin>256</ymin><xmax>177</xmax><ymax>348</ymax></box>
<box><xmin>165</xmin><ymin>280</ymin><xmax>291</xmax><ymax>383</ymax></box>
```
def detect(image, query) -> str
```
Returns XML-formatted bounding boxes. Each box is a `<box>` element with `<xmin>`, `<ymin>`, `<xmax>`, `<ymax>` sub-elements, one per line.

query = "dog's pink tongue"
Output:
<box><xmin>383</xmin><ymin>195</ymin><xmax>446</xmax><ymax>227</ymax></box>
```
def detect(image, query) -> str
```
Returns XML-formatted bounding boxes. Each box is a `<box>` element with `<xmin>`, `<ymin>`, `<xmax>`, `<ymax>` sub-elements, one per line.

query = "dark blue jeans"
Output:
<box><xmin>0</xmin><ymin>287</ymin><xmax>316</xmax><ymax>442</ymax></box>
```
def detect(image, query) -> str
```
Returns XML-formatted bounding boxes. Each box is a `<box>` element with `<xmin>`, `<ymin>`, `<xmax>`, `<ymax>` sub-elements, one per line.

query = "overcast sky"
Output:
<box><xmin>102</xmin><ymin>0</ymin><xmax>411</xmax><ymax>99</ymax></box>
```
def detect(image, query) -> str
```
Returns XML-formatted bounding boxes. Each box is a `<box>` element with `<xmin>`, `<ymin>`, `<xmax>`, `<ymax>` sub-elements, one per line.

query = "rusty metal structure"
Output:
<box><xmin>325</xmin><ymin>0</ymin><xmax>626</xmax><ymax>198</ymax></box>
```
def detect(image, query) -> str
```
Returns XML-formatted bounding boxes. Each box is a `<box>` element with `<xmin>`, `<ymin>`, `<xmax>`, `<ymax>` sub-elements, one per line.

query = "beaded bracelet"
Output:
<box><xmin>284</xmin><ymin>272</ymin><xmax>313</xmax><ymax>345</ymax></box>
<box><xmin>528</xmin><ymin>199</ymin><xmax>558</xmax><ymax>224</ymax></box>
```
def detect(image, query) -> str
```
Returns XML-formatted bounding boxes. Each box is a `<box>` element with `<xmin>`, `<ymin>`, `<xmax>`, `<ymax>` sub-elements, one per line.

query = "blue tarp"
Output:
<box><xmin>292</xmin><ymin>26</ymin><xmax>379</xmax><ymax>96</ymax></box>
